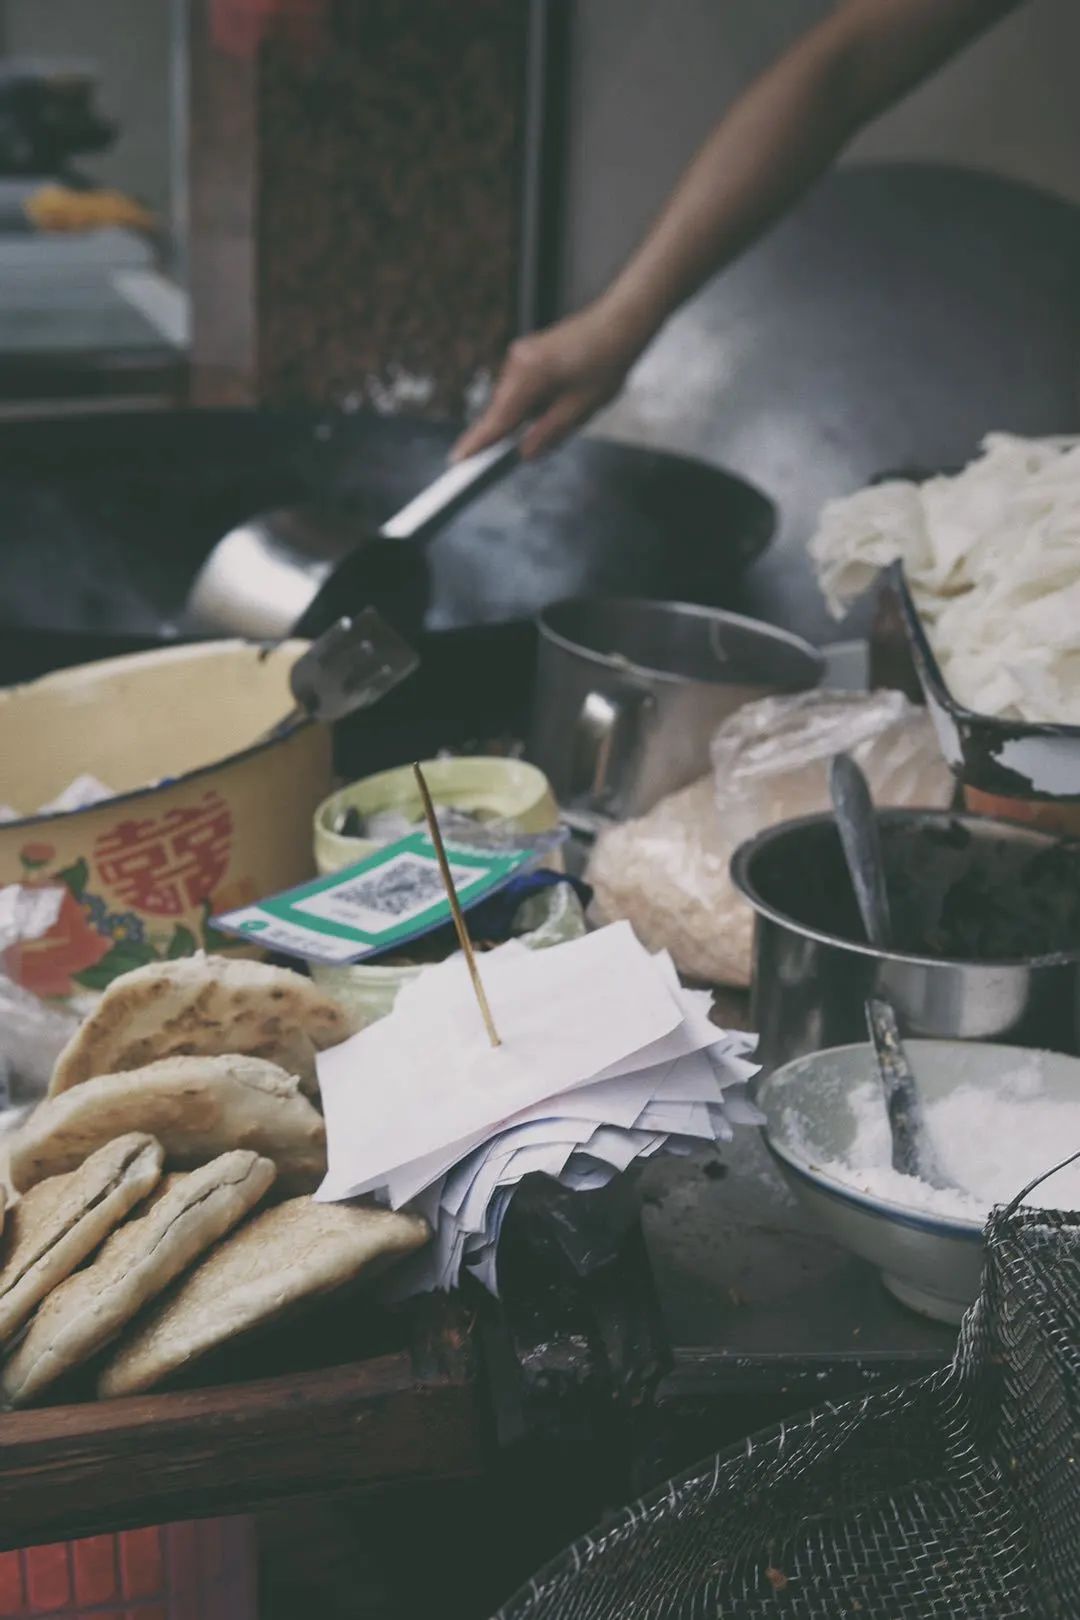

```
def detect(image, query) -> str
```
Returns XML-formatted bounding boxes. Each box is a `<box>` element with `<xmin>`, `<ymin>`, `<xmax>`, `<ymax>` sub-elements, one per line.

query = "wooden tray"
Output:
<box><xmin>0</xmin><ymin>1291</ymin><xmax>484</xmax><ymax>1550</ymax></box>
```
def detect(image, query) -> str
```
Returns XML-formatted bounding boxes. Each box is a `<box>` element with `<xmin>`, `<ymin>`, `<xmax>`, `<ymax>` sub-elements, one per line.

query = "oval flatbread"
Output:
<box><xmin>49</xmin><ymin>955</ymin><xmax>350</xmax><ymax>1098</ymax></box>
<box><xmin>0</xmin><ymin>1134</ymin><xmax>162</xmax><ymax>1346</ymax></box>
<box><xmin>10</xmin><ymin>1055</ymin><xmax>326</xmax><ymax>1195</ymax></box>
<box><xmin>3</xmin><ymin>1150</ymin><xmax>277</xmax><ymax>1406</ymax></box>
<box><xmin>99</xmin><ymin>1198</ymin><xmax>429</xmax><ymax>1398</ymax></box>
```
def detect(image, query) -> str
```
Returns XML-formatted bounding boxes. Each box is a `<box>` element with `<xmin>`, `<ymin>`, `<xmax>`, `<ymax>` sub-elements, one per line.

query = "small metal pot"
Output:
<box><xmin>530</xmin><ymin>598</ymin><xmax>823</xmax><ymax>825</ymax></box>
<box><xmin>731</xmin><ymin>809</ymin><xmax>1080</xmax><ymax>1072</ymax></box>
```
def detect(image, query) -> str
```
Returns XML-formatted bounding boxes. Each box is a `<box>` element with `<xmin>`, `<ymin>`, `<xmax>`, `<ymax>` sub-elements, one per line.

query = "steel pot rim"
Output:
<box><xmin>535</xmin><ymin>595</ymin><xmax>824</xmax><ymax>691</ymax></box>
<box><xmin>730</xmin><ymin>807</ymin><xmax>1080</xmax><ymax>972</ymax></box>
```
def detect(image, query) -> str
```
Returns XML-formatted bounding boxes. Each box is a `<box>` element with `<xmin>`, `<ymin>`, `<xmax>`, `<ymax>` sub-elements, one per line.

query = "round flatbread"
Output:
<box><xmin>49</xmin><ymin>954</ymin><xmax>350</xmax><ymax>1098</ymax></box>
<box><xmin>10</xmin><ymin>1055</ymin><xmax>326</xmax><ymax>1195</ymax></box>
<box><xmin>99</xmin><ymin>1198</ymin><xmax>430</xmax><ymax>1398</ymax></box>
<box><xmin>0</xmin><ymin>1134</ymin><xmax>162</xmax><ymax>1346</ymax></box>
<box><xmin>3</xmin><ymin>1150</ymin><xmax>277</xmax><ymax>1406</ymax></box>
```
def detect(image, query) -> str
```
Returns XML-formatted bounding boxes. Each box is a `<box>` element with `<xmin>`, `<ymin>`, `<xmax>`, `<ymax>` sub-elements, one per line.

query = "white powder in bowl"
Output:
<box><xmin>787</xmin><ymin>1061</ymin><xmax>1080</xmax><ymax>1222</ymax></box>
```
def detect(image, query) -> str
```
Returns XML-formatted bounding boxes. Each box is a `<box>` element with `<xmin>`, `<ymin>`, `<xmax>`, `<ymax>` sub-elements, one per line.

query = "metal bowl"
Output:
<box><xmin>731</xmin><ymin>810</ymin><xmax>1080</xmax><ymax>1072</ymax></box>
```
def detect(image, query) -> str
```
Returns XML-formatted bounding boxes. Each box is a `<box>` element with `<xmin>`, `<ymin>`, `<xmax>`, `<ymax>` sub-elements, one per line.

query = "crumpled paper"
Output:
<box><xmin>315</xmin><ymin>923</ymin><xmax>759</xmax><ymax>1296</ymax></box>
<box><xmin>0</xmin><ymin>774</ymin><xmax>116</xmax><ymax>824</ymax></box>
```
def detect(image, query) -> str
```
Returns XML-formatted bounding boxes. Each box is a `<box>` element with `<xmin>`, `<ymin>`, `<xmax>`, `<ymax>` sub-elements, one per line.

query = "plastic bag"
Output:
<box><xmin>310</xmin><ymin>879</ymin><xmax>588</xmax><ymax>1028</ymax></box>
<box><xmin>586</xmin><ymin>690</ymin><xmax>954</xmax><ymax>989</ymax></box>
<box><xmin>0</xmin><ymin>886</ymin><xmax>84</xmax><ymax>1106</ymax></box>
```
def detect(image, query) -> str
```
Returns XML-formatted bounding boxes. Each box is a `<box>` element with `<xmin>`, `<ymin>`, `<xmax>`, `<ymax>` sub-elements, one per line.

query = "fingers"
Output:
<box><xmin>519</xmin><ymin>393</ymin><xmax>595</xmax><ymax>459</ymax></box>
<box><xmin>451</xmin><ymin>339</ymin><xmax>554</xmax><ymax>462</ymax></box>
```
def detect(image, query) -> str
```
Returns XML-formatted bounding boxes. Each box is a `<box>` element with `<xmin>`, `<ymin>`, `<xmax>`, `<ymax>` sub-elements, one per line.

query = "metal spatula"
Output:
<box><xmin>261</xmin><ymin>609</ymin><xmax>419</xmax><ymax>741</ymax></box>
<box><xmin>865</xmin><ymin>997</ymin><xmax>958</xmax><ymax>1192</ymax></box>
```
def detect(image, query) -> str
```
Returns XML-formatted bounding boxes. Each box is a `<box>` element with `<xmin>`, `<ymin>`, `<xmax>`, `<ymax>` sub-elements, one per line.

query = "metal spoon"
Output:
<box><xmin>259</xmin><ymin>608</ymin><xmax>419</xmax><ymax>742</ymax></box>
<box><xmin>865</xmin><ymin>997</ymin><xmax>957</xmax><ymax>1192</ymax></box>
<box><xmin>829</xmin><ymin>752</ymin><xmax>891</xmax><ymax>950</ymax></box>
<box><xmin>186</xmin><ymin>436</ymin><xmax>519</xmax><ymax>640</ymax></box>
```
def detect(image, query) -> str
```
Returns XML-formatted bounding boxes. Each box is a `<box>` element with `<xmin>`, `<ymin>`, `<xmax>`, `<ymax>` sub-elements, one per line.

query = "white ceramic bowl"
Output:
<box><xmin>757</xmin><ymin>1040</ymin><xmax>1080</xmax><ymax>1325</ymax></box>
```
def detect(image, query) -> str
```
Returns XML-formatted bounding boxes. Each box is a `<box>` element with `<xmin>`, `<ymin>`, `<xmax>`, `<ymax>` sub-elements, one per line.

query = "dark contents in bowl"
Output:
<box><xmin>752</xmin><ymin>817</ymin><xmax>1080</xmax><ymax>962</ymax></box>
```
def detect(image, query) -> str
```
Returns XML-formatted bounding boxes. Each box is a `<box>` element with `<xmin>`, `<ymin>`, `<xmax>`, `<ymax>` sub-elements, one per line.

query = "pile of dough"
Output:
<box><xmin>809</xmin><ymin>432</ymin><xmax>1080</xmax><ymax>725</ymax></box>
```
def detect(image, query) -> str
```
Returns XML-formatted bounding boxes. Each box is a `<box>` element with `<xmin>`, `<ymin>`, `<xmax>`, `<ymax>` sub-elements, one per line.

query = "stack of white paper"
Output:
<box><xmin>315</xmin><ymin>922</ymin><xmax>759</xmax><ymax>1296</ymax></box>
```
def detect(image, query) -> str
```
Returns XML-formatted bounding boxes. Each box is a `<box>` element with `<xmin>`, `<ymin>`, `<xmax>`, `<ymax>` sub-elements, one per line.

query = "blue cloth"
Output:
<box><xmin>365</xmin><ymin>868</ymin><xmax>591</xmax><ymax>963</ymax></box>
<box><xmin>465</xmin><ymin>869</ymin><xmax>592</xmax><ymax>940</ymax></box>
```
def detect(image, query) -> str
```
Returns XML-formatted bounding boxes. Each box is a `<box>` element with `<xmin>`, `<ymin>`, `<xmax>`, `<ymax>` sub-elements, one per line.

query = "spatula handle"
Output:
<box><xmin>378</xmin><ymin>437</ymin><xmax>519</xmax><ymax>541</ymax></box>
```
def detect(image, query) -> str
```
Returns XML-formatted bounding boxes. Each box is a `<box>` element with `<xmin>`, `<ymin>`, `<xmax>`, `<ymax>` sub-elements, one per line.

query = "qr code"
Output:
<box><xmin>294</xmin><ymin>853</ymin><xmax>484</xmax><ymax>935</ymax></box>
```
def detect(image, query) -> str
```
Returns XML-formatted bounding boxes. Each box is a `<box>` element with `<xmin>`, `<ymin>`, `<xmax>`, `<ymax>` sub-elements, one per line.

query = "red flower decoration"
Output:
<box><xmin>19</xmin><ymin>842</ymin><xmax>56</xmax><ymax>871</ymax></box>
<box><xmin>7</xmin><ymin>887</ymin><xmax>111</xmax><ymax>1000</ymax></box>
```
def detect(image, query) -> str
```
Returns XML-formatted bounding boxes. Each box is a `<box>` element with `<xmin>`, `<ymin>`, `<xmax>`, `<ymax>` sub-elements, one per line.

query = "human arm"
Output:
<box><xmin>453</xmin><ymin>0</ymin><xmax>1024</xmax><ymax>460</ymax></box>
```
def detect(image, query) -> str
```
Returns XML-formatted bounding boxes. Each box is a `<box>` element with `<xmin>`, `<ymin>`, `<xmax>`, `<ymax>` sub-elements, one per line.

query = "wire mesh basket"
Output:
<box><xmin>494</xmin><ymin>1189</ymin><xmax>1080</xmax><ymax>1618</ymax></box>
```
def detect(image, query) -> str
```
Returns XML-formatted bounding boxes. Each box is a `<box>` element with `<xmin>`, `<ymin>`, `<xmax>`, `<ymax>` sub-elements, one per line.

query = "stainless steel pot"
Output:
<box><xmin>731</xmin><ymin>809</ymin><xmax>1080</xmax><ymax>1072</ymax></box>
<box><xmin>530</xmin><ymin>597</ymin><xmax>823</xmax><ymax>824</ymax></box>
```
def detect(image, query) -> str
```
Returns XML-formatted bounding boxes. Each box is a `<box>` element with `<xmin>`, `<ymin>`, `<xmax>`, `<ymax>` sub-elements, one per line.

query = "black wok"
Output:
<box><xmin>0</xmin><ymin>407</ymin><xmax>774</xmax><ymax>643</ymax></box>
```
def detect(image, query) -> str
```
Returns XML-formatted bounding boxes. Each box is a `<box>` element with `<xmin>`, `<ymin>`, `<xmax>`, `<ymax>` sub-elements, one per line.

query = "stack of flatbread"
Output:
<box><xmin>0</xmin><ymin>955</ymin><xmax>429</xmax><ymax>1406</ymax></box>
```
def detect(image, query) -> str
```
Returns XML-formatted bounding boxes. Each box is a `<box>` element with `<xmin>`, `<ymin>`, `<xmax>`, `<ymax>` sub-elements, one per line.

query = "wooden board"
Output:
<box><xmin>0</xmin><ymin>1295</ymin><xmax>484</xmax><ymax>1550</ymax></box>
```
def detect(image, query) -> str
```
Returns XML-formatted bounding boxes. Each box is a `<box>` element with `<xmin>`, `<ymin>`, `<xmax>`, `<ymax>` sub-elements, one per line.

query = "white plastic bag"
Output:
<box><xmin>586</xmin><ymin>691</ymin><xmax>954</xmax><ymax>988</ymax></box>
<box><xmin>0</xmin><ymin>886</ymin><xmax>84</xmax><ymax>1104</ymax></box>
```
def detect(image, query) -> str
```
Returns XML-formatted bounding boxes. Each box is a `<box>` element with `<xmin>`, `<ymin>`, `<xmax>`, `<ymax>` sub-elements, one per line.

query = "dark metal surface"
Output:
<box><xmin>598</xmin><ymin>164</ymin><xmax>1080</xmax><ymax>645</ymax></box>
<box><xmin>0</xmin><ymin>409</ymin><xmax>774</xmax><ymax>642</ymax></box>
<box><xmin>641</xmin><ymin>1345</ymin><xmax>943</xmax><ymax>1487</ymax></box>
<box><xmin>638</xmin><ymin>1134</ymin><xmax>954</xmax><ymax>1360</ymax></box>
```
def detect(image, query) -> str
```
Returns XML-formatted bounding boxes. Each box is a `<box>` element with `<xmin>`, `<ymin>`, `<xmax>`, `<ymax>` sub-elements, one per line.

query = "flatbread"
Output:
<box><xmin>10</xmin><ymin>1056</ymin><xmax>326</xmax><ymax>1195</ymax></box>
<box><xmin>99</xmin><ymin>1198</ymin><xmax>430</xmax><ymax>1398</ymax></box>
<box><xmin>0</xmin><ymin>1134</ymin><xmax>162</xmax><ymax>1346</ymax></box>
<box><xmin>2</xmin><ymin>1151</ymin><xmax>276</xmax><ymax>1405</ymax></box>
<box><xmin>49</xmin><ymin>954</ymin><xmax>349</xmax><ymax>1098</ymax></box>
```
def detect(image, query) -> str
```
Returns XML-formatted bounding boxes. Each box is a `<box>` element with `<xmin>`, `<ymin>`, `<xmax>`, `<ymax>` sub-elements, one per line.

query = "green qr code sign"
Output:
<box><xmin>212</xmin><ymin>830</ymin><xmax>536</xmax><ymax>966</ymax></box>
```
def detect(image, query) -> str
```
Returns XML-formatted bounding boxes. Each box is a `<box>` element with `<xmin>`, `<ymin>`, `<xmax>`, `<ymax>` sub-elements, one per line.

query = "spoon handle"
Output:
<box><xmin>865</xmin><ymin>998</ymin><xmax>951</xmax><ymax>1191</ymax></box>
<box><xmin>829</xmin><ymin>753</ymin><xmax>892</xmax><ymax>950</ymax></box>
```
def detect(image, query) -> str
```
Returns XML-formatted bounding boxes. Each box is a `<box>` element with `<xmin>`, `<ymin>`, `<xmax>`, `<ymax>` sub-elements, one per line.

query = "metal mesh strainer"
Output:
<box><xmin>494</xmin><ymin>1188</ymin><xmax>1080</xmax><ymax>1619</ymax></box>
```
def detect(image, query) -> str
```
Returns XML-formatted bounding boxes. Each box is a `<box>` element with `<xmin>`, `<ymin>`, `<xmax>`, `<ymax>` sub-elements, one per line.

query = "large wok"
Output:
<box><xmin>0</xmin><ymin>408</ymin><xmax>774</xmax><ymax>643</ymax></box>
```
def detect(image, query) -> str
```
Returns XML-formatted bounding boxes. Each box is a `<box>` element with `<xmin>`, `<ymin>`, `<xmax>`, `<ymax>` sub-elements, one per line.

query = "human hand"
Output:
<box><xmin>452</xmin><ymin>299</ymin><xmax>650</xmax><ymax>462</ymax></box>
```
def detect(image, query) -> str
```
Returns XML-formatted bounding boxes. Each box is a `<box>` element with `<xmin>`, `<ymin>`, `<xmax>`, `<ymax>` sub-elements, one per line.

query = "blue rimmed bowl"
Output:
<box><xmin>757</xmin><ymin>1039</ymin><xmax>1080</xmax><ymax>1325</ymax></box>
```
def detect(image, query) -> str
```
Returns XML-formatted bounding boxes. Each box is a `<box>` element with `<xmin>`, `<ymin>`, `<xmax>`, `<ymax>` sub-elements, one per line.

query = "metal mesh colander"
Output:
<box><xmin>495</xmin><ymin>1197</ymin><xmax>1080</xmax><ymax>1619</ymax></box>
